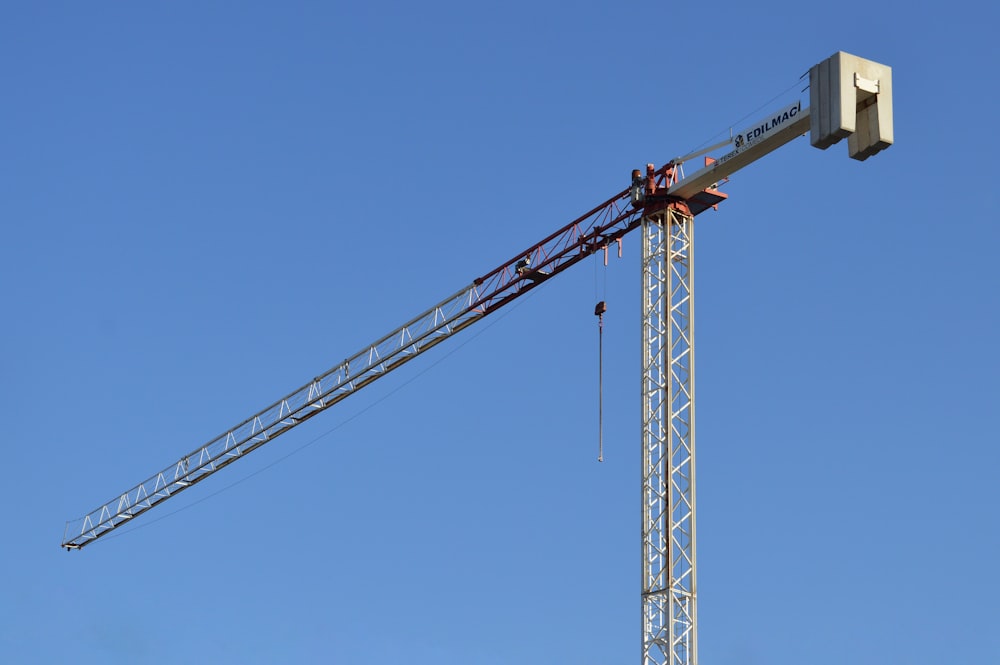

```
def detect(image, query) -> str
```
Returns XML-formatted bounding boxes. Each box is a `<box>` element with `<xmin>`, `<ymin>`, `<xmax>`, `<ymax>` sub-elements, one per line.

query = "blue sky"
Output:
<box><xmin>2</xmin><ymin>1</ymin><xmax>998</xmax><ymax>663</ymax></box>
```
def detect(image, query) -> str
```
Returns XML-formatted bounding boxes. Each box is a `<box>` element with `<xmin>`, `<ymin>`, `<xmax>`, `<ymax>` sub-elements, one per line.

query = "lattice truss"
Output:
<box><xmin>641</xmin><ymin>208</ymin><xmax>697</xmax><ymax>665</ymax></box>
<box><xmin>63</xmin><ymin>187</ymin><xmax>644</xmax><ymax>549</ymax></box>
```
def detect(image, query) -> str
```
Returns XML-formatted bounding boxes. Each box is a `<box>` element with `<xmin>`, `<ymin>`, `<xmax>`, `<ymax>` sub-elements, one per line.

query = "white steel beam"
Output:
<box><xmin>667</xmin><ymin>109</ymin><xmax>811</xmax><ymax>201</ymax></box>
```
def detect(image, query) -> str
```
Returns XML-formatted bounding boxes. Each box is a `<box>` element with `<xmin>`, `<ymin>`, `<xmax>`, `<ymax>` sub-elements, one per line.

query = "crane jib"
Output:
<box><xmin>61</xmin><ymin>187</ymin><xmax>648</xmax><ymax>550</ymax></box>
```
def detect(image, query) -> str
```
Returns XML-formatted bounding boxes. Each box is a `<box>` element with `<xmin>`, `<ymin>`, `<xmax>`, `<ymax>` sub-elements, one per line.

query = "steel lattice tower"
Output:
<box><xmin>642</xmin><ymin>207</ymin><xmax>697</xmax><ymax>665</ymax></box>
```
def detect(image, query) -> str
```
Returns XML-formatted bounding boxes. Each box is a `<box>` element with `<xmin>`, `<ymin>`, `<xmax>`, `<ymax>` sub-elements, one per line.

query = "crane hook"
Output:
<box><xmin>595</xmin><ymin>300</ymin><xmax>607</xmax><ymax>463</ymax></box>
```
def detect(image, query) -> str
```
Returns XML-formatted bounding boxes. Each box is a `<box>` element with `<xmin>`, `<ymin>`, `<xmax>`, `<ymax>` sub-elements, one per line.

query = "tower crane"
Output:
<box><xmin>62</xmin><ymin>52</ymin><xmax>894</xmax><ymax>665</ymax></box>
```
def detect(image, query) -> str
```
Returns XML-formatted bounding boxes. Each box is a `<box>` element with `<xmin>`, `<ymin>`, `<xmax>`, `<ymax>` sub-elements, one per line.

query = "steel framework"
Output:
<box><xmin>62</xmin><ymin>187</ymin><xmax>646</xmax><ymax>549</ymax></box>
<box><xmin>62</xmin><ymin>50</ymin><xmax>894</xmax><ymax>665</ymax></box>
<box><xmin>642</xmin><ymin>207</ymin><xmax>697</xmax><ymax>665</ymax></box>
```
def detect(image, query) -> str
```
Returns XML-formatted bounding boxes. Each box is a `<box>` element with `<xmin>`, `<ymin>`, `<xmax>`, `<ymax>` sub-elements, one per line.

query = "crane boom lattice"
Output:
<box><xmin>62</xmin><ymin>187</ymin><xmax>644</xmax><ymax>550</ymax></box>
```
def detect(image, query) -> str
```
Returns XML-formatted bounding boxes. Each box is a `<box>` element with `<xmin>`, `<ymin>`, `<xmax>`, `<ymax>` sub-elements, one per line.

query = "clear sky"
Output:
<box><xmin>2</xmin><ymin>2</ymin><xmax>998</xmax><ymax>664</ymax></box>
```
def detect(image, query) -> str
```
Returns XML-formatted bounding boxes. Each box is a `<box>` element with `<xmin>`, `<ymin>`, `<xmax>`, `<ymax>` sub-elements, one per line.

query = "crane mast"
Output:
<box><xmin>641</xmin><ymin>204</ymin><xmax>698</xmax><ymax>665</ymax></box>
<box><xmin>62</xmin><ymin>52</ymin><xmax>894</xmax><ymax>665</ymax></box>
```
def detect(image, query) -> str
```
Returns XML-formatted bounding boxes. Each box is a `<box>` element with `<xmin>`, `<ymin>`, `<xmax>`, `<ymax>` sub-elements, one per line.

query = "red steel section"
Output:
<box><xmin>471</xmin><ymin>187</ymin><xmax>640</xmax><ymax>315</ymax></box>
<box><xmin>468</xmin><ymin>167</ymin><xmax>726</xmax><ymax>316</ymax></box>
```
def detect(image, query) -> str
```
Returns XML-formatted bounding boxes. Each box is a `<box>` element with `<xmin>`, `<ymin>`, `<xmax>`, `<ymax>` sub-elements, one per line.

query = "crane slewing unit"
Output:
<box><xmin>62</xmin><ymin>51</ymin><xmax>893</xmax><ymax>665</ymax></box>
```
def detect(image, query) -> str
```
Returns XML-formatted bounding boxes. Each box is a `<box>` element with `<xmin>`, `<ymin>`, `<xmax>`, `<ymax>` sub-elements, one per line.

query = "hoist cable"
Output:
<box><xmin>598</xmin><ymin>314</ymin><xmax>604</xmax><ymax>463</ymax></box>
